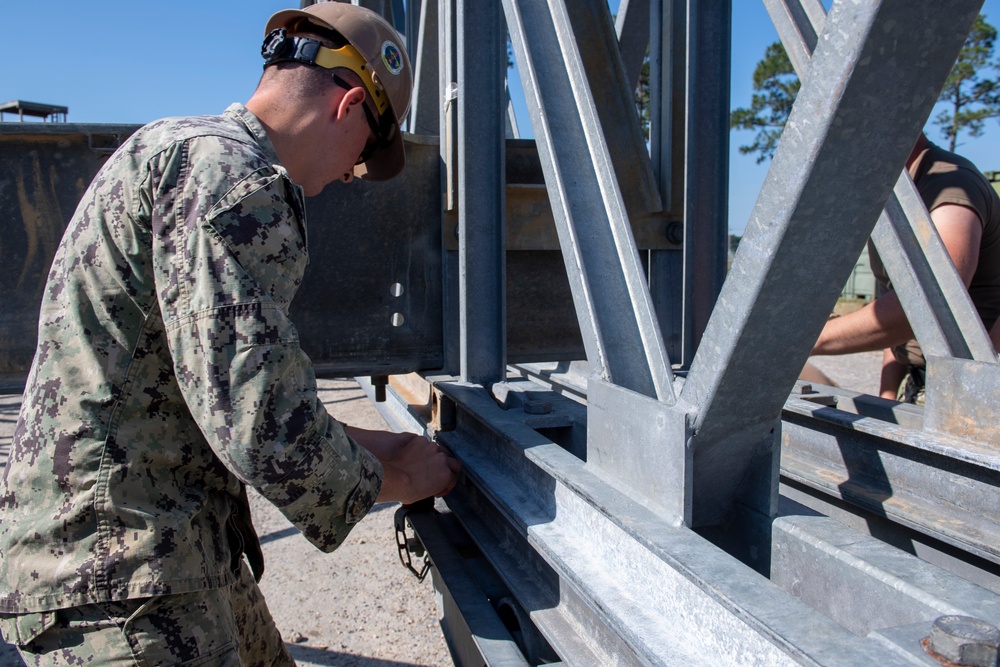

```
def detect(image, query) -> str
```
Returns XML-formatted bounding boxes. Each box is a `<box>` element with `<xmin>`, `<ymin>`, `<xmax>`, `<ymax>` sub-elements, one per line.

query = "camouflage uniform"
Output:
<box><xmin>0</xmin><ymin>104</ymin><xmax>382</xmax><ymax>660</ymax></box>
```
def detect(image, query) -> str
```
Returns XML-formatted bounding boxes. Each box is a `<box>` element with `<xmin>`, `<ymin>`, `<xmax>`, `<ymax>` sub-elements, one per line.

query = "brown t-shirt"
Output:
<box><xmin>869</xmin><ymin>141</ymin><xmax>1000</xmax><ymax>367</ymax></box>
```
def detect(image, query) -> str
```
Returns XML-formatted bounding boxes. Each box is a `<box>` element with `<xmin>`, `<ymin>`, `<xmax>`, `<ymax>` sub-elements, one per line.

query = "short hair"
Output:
<box><xmin>256</xmin><ymin>25</ymin><xmax>375</xmax><ymax>112</ymax></box>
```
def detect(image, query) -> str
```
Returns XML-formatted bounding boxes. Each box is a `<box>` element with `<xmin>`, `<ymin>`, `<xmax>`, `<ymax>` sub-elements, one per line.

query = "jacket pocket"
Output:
<box><xmin>0</xmin><ymin>610</ymin><xmax>57</xmax><ymax>646</ymax></box>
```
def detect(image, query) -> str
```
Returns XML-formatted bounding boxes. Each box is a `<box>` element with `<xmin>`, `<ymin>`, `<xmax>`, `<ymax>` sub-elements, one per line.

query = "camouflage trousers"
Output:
<box><xmin>897</xmin><ymin>366</ymin><xmax>926</xmax><ymax>406</ymax></box>
<box><xmin>0</xmin><ymin>560</ymin><xmax>295</xmax><ymax>666</ymax></box>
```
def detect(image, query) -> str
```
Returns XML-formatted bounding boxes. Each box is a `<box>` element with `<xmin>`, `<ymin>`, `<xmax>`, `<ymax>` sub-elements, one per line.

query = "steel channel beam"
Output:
<box><xmin>765</xmin><ymin>0</ymin><xmax>997</xmax><ymax>364</ymax></box>
<box><xmin>680</xmin><ymin>0</ymin><xmax>982</xmax><ymax>527</ymax></box>
<box><xmin>680</xmin><ymin>0</ymin><xmax>730</xmax><ymax>371</ymax></box>
<box><xmin>781</xmin><ymin>395</ymin><xmax>1000</xmax><ymax>566</ymax></box>
<box><xmin>771</xmin><ymin>514</ymin><xmax>1000</xmax><ymax>639</ymax></box>
<box><xmin>404</xmin><ymin>509</ymin><xmax>533</xmax><ymax>667</ymax></box>
<box><xmin>502</xmin><ymin>0</ymin><xmax>674</xmax><ymax>402</ymax></box>
<box><xmin>648</xmin><ymin>0</ymin><xmax>686</xmax><ymax>213</ymax></box>
<box><xmin>409</xmin><ymin>0</ymin><xmax>440</xmax><ymax>135</ymax></box>
<box><xmin>780</xmin><ymin>479</ymin><xmax>1000</xmax><ymax>595</ymax></box>
<box><xmin>439</xmin><ymin>0</ymin><xmax>461</xmax><ymax>375</ymax></box>
<box><xmin>457</xmin><ymin>0</ymin><xmax>506</xmax><ymax>385</ymax></box>
<box><xmin>647</xmin><ymin>0</ymin><xmax>690</xmax><ymax>366</ymax></box>
<box><xmin>428</xmin><ymin>380</ymin><xmax>933</xmax><ymax>666</ymax></box>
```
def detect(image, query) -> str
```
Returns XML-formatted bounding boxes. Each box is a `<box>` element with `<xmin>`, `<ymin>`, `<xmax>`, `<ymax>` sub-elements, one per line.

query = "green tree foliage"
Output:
<box><xmin>730</xmin><ymin>15</ymin><xmax>1000</xmax><ymax>162</ymax></box>
<box><xmin>729</xmin><ymin>42</ymin><xmax>799</xmax><ymax>164</ymax></box>
<box><xmin>935</xmin><ymin>14</ymin><xmax>1000</xmax><ymax>150</ymax></box>
<box><xmin>635</xmin><ymin>52</ymin><xmax>651</xmax><ymax>140</ymax></box>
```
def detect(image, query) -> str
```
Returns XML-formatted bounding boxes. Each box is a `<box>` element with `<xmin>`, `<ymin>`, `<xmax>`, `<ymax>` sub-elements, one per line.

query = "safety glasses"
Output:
<box><xmin>333</xmin><ymin>74</ymin><xmax>393</xmax><ymax>165</ymax></box>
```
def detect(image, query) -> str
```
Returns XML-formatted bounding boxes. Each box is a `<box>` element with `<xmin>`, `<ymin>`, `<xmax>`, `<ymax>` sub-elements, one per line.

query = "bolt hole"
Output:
<box><xmin>390</xmin><ymin>282</ymin><xmax>404</xmax><ymax>297</ymax></box>
<box><xmin>391</xmin><ymin>313</ymin><xmax>405</xmax><ymax>327</ymax></box>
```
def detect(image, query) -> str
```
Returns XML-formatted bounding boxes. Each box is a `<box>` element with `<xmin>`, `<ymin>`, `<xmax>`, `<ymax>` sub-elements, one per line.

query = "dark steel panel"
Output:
<box><xmin>292</xmin><ymin>137</ymin><xmax>444</xmax><ymax>376</ymax></box>
<box><xmin>0</xmin><ymin>124</ymin><xmax>137</xmax><ymax>385</ymax></box>
<box><xmin>0</xmin><ymin>126</ymin><xmax>445</xmax><ymax>382</ymax></box>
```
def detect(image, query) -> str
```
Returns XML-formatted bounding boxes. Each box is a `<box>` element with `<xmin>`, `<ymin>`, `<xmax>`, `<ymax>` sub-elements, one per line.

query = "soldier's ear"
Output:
<box><xmin>334</xmin><ymin>85</ymin><xmax>366</xmax><ymax>123</ymax></box>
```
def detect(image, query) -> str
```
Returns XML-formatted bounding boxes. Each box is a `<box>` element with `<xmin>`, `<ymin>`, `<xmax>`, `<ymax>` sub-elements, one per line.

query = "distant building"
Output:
<box><xmin>985</xmin><ymin>170</ymin><xmax>1000</xmax><ymax>197</ymax></box>
<box><xmin>841</xmin><ymin>249</ymin><xmax>875</xmax><ymax>301</ymax></box>
<box><xmin>0</xmin><ymin>100</ymin><xmax>68</xmax><ymax>123</ymax></box>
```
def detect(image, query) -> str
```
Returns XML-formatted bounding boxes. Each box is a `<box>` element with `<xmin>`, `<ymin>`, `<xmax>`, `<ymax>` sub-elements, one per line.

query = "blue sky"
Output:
<box><xmin>5</xmin><ymin>1</ymin><xmax>1000</xmax><ymax>234</ymax></box>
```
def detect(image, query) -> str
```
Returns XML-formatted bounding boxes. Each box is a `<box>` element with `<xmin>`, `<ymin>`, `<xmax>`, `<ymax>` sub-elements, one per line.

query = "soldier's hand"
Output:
<box><xmin>376</xmin><ymin>435</ymin><xmax>461</xmax><ymax>505</ymax></box>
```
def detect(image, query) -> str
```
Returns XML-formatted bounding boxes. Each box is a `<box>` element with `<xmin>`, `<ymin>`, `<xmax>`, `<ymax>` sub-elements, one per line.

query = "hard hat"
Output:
<box><xmin>264</xmin><ymin>2</ymin><xmax>413</xmax><ymax>181</ymax></box>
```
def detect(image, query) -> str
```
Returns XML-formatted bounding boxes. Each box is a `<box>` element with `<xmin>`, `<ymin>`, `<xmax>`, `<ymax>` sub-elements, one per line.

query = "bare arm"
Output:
<box><xmin>878</xmin><ymin>348</ymin><xmax>908</xmax><ymax>399</ymax></box>
<box><xmin>345</xmin><ymin>425</ymin><xmax>461</xmax><ymax>505</ymax></box>
<box><xmin>812</xmin><ymin>204</ymin><xmax>983</xmax><ymax>355</ymax></box>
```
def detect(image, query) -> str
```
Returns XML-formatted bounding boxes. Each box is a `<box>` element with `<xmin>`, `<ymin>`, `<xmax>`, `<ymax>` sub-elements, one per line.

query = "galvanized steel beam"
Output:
<box><xmin>457</xmin><ymin>0</ymin><xmax>507</xmax><ymax>385</ymax></box>
<box><xmin>681</xmin><ymin>0</ymin><xmax>982</xmax><ymax>527</ymax></box>
<box><xmin>765</xmin><ymin>0</ymin><xmax>998</xmax><ymax>364</ymax></box>
<box><xmin>646</xmin><ymin>0</ymin><xmax>691</xmax><ymax>365</ymax></box>
<box><xmin>781</xmin><ymin>394</ymin><xmax>1000</xmax><ymax>567</ymax></box>
<box><xmin>771</xmin><ymin>515</ymin><xmax>1000</xmax><ymax>639</ymax></box>
<box><xmin>430</xmin><ymin>380</ymin><xmax>931</xmax><ymax>666</ymax></box>
<box><xmin>502</xmin><ymin>0</ymin><xmax>674</xmax><ymax>402</ymax></box>
<box><xmin>680</xmin><ymin>0</ymin><xmax>731</xmax><ymax>371</ymax></box>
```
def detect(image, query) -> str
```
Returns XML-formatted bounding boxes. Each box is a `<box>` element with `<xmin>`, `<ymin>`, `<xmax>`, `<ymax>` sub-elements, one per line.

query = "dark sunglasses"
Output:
<box><xmin>333</xmin><ymin>74</ymin><xmax>394</xmax><ymax>165</ymax></box>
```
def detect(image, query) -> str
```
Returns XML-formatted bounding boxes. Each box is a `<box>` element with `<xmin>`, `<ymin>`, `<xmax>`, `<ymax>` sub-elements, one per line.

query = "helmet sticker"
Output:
<box><xmin>381</xmin><ymin>40</ymin><xmax>403</xmax><ymax>75</ymax></box>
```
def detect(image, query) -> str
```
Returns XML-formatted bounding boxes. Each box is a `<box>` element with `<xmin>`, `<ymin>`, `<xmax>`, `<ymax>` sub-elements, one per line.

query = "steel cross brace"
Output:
<box><xmin>502</xmin><ymin>0</ymin><xmax>675</xmax><ymax>403</ymax></box>
<box><xmin>765</xmin><ymin>0</ymin><xmax>996</xmax><ymax>364</ymax></box>
<box><xmin>764</xmin><ymin>0</ymin><xmax>1000</xmax><ymax>566</ymax></box>
<box><xmin>680</xmin><ymin>0</ymin><xmax>983</xmax><ymax>527</ymax></box>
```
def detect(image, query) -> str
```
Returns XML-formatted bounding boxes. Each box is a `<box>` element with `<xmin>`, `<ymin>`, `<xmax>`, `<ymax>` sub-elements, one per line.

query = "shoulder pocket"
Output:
<box><xmin>206</xmin><ymin>169</ymin><xmax>309</xmax><ymax>307</ymax></box>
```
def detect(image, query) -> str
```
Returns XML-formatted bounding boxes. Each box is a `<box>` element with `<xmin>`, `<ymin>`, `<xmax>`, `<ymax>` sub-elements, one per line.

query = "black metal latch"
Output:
<box><xmin>394</xmin><ymin>504</ymin><xmax>430</xmax><ymax>581</ymax></box>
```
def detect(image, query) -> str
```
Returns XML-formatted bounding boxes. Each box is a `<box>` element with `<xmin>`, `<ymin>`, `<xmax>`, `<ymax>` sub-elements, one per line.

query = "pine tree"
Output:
<box><xmin>728</xmin><ymin>42</ymin><xmax>799</xmax><ymax>164</ymax></box>
<box><xmin>730</xmin><ymin>16</ymin><xmax>1000</xmax><ymax>162</ymax></box>
<box><xmin>935</xmin><ymin>14</ymin><xmax>1000</xmax><ymax>151</ymax></box>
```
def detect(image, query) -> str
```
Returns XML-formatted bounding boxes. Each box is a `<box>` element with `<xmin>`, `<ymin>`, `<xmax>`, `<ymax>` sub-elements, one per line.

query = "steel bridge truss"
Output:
<box><xmin>336</xmin><ymin>0</ymin><xmax>1000</xmax><ymax>664</ymax></box>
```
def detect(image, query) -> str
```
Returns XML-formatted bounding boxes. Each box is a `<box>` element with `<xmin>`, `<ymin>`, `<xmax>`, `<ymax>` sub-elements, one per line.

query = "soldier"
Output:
<box><xmin>0</xmin><ymin>4</ymin><xmax>459</xmax><ymax>665</ymax></box>
<box><xmin>810</xmin><ymin>132</ymin><xmax>1000</xmax><ymax>402</ymax></box>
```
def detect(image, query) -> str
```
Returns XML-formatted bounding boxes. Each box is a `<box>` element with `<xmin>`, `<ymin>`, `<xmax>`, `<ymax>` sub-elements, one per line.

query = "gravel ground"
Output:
<box><xmin>0</xmin><ymin>355</ymin><xmax>885</xmax><ymax>666</ymax></box>
<box><xmin>806</xmin><ymin>350</ymin><xmax>883</xmax><ymax>396</ymax></box>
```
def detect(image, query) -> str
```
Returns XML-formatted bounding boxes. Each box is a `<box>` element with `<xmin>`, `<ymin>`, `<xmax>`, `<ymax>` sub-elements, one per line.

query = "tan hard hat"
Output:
<box><xmin>265</xmin><ymin>2</ymin><xmax>413</xmax><ymax>181</ymax></box>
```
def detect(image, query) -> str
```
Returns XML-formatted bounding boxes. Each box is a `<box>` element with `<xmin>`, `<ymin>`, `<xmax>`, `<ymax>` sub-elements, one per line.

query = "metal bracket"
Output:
<box><xmin>394</xmin><ymin>503</ymin><xmax>431</xmax><ymax>581</ymax></box>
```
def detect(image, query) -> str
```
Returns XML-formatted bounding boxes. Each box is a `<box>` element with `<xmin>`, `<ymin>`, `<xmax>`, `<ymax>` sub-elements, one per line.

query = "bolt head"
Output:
<box><xmin>928</xmin><ymin>615</ymin><xmax>1000</xmax><ymax>667</ymax></box>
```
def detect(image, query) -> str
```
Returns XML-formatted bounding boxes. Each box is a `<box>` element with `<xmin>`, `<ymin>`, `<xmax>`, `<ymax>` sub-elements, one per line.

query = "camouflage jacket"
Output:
<box><xmin>0</xmin><ymin>104</ymin><xmax>382</xmax><ymax>613</ymax></box>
